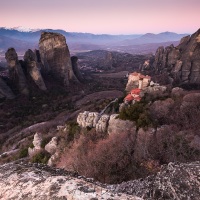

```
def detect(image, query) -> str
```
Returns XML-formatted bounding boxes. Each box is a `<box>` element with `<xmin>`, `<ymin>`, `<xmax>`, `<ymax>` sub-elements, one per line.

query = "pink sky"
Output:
<box><xmin>1</xmin><ymin>0</ymin><xmax>199</xmax><ymax>34</ymax></box>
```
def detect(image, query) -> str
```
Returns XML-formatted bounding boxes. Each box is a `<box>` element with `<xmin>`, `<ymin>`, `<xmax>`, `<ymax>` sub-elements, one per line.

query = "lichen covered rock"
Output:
<box><xmin>0</xmin><ymin>162</ymin><xmax>140</xmax><ymax>200</ymax></box>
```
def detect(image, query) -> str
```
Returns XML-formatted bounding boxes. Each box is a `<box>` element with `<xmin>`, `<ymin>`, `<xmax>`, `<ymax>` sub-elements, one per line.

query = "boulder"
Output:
<box><xmin>96</xmin><ymin>114</ymin><xmax>110</xmax><ymax>132</ymax></box>
<box><xmin>77</xmin><ymin>111</ymin><xmax>89</xmax><ymax>127</ymax></box>
<box><xmin>45</xmin><ymin>137</ymin><xmax>58</xmax><ymax>155</ymax></box>
<box><xmin>5</xmin><ymin>48</ymin><xmax>29</xmax><ymax>95</ymax></box>
<box><xmin>24</xmin><ymin>49</ymin><xmax>47</xmax><ymax>91</ymax></box>
<box><xmin>85</xmin><ymin>112</ymin><xmax>100</xmax><ymax>128</ymax></box>
<box><xmin>28</xmin><ymin>132</ymin><xmax>42</xmax><ymax>156</ymax></box>
<box><xmin>107</xmin><ymin>114</ymin><xmax>136</xmax><ymax>135</ymax></box>
<box><xmin>39</xmin><ymin>32</ymin><xmax>77</xmax><ymax>86</ymax></box>
<box><xmin>47</xmin><ymin>151</ymin><xmax>60</xmax><ymax>167</ymax></box>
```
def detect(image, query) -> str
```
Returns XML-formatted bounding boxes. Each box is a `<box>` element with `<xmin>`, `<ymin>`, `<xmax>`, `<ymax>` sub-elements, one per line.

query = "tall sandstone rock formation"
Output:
<box><xmin>24</xmin><ymin>49</ymin><xmax>47</xmax><ymax>91</ymax></box>
<box><xmin>5</xmin><ymin>48</ymin><xmax>29</xmax><ymax>95</ymax></box>
<box><xmin>39</xmin><ymin>32</ymin><xmax>78</xmax><ymax>86</ymax></box>
<box><xmin>153</xmin><ymin>28</ymin><xmax>200</xmax><ymax>84</ymax></box>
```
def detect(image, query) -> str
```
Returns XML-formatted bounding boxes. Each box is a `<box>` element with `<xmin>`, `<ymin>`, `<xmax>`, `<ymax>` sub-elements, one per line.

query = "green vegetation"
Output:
<box><xmin>66</xmin><ymin>121</ymin><xmax>81</xmax><ymax>142</ymax></box>
<box><xmin>18</xmin><ymin>148</ymin><xmax>28</xmax><ymax>158</ymax></box>
<box><xmin>119</xmin><ymin>101</ymin><xmax>153</xmax><ymax>128</ymax></box>
<box><xmin>41</xmin><ymin>137</ymin><xmax>52</xmax><ymax>148</ymax></box>
<box><xmin>30</xmin><ymin>150</ymin><xmax>51</xmax><ymax>164</ymax></box>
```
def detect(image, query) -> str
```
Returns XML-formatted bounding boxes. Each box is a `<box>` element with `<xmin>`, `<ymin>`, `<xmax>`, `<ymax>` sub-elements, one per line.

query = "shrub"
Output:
<box><xmin>30</xmin><ymin>150</ymin><xmax>51</xmax><ymax>164</ymax></box>
<box><xmin>41</xmin><ymin>137</ymin><xmax>52</xmax><ymax>148</ymax></box>
<box><xmin>119</xmin><ymin>102</ymin><xmax>153</xmax><ymax>128</ymax></box>
<box><xmin>66</xmin><ymin>121</ymin><xmax>80</xmax><ymax>142</ymax></box>
<box><xmin>59</xmin><ymin>132</ymin><xmax>146</xmax><ymax>184</ymax></box>
<box><xmin>18</xmin><ymin>148</ymin><xmax>28</xmax><ymax>158</ymax></box>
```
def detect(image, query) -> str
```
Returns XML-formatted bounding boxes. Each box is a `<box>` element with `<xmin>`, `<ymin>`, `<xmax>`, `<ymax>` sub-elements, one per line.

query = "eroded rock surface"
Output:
<box><xmin>0</xmin><ymin>162</ymin><xmax>140</xmax><ymax>200</ymax></box>
<box><xmin>95</xmin><ymin>114</ymin><xmax>110</xmax><ymax>132</ymax></box>
<box><xmin>112</xmin><ymin>161</ymin><xmax>200</xmax><ymax>200</ymax></box>
<box><xmin>28</xmin><ymin>133</ymin><xmax>42</xmax><ymax>156</ymax></box>
<box><xmin>45</xmin><ymin>137</ymin><xmax>58</xmax><ymax>155</ymax></box>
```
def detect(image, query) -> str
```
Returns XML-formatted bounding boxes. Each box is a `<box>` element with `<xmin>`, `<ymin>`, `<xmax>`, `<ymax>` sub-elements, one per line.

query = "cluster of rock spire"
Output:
<box><xmin>0</xmin><ymin>32</ymin><xmax>83</xmax><ymax>100</ymax></box>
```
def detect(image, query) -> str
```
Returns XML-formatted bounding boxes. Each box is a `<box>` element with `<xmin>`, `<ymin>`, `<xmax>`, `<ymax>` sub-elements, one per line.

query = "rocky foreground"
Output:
<box><xmin>0</xmin><ymin>161</ymin><xmax>199</xmax><ymax>200</ymax></box>
<box><xmin>0</xmin><ymin>161</ymin><xmax>140</xmax><ymax>200</ymax></box>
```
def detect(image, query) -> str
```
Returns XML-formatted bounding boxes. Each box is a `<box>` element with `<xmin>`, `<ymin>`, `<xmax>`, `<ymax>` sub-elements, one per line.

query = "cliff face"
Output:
<box><xmin>153</xmin><ymin>28</ymin><xmax>200</xmax><ymax>84</ymax></box>
<box><xmin>39</xmin><ymin>32</ymin><xmax>77</xmax><ymax>86</ymax></box>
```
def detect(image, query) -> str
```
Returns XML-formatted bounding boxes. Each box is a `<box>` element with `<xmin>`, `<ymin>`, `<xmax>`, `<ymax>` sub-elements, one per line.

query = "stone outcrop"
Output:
<box><xmin>77</xmin><ymin>112</ymin><xmax>110</xmax><ymax>132</ymax></box>
<box><xmin>95</xmin><ymin>114</ymin><xmax>110</xmax><ymax>132</ymax></box>
<box><xmin>45</xmin><ymin>137</ymin><xmax>57</xmax><ymax>155</ymax></box>
<box><xmin>5</xmin><ymin>48</ymin><xmax>29</xmax><ymax>95</ymax></box>
<box><xmin>39</xmin><ymin>32</ymin><xmax>77</xmax><ymax>86</ymax></box>
<box><xmin>28</xmin><ymin>133</ymin><xmax>42</xmax><ymax>156</ymax></box>
<box><xmin>24</xmin><ymin>49</ymin><xmax>47</xmax><ymax>91</ymax></box>
<box><xmin>0</xmin><ymin>161</ymin><xmax>199</xmax><ymax>200</ymax></box>
<box><xmin>77</xmin><ymin>111</ymin><xmax>100</xmax><ymax>128</ymax></box>
<box><xmin>0</xmin><ymin>162</ymin><xmax>140</xmax><ymax>200</ymax></box>
<box><xmin>77</xmin><ymin>112</ymin><xmax>136</xmax><ymax>134</ymax></box>
<box><xmin>107</xmin><ymin>114</ymin><xmax>136</xmax><ymax>135</ymax></box>
<box><xmin>112</xmin><ymin>161</ymin><xmax>200</xmax><ymax>200</ymax></box>
<box><xmin>153</xmin><ymin>28</ymin><xmax>200</xmax><ymax>84</ymax></box>
<box><xmin>0</xmin><ymin>77</ymin><xmax>15</xmax><ymax>99</ymax></box>
<box><xmin>47</xmin><ymin>151</ymin><xmax>60</xmax><ymax>167</ymax></box>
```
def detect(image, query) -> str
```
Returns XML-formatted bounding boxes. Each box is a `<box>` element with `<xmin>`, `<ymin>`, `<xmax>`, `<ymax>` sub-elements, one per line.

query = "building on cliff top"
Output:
<box><xmin>126</xmin><ymin>72</ymin><xmax>151</xmax><ymax>92</ymax></box>
<box><xmin>124</xmin><ymin>88</ymin><xmax>141</xmax><ymax>103</ymax></box>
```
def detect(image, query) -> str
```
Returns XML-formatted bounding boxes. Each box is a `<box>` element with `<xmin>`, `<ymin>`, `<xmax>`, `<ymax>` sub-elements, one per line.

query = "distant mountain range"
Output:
<box><xmin>0</xmin><ymin>27</ymin><xmax>189</xmax><ymax>56</ymax></box>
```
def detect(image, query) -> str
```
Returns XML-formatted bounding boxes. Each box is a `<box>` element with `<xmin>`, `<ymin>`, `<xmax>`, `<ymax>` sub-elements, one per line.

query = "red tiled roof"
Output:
<box><xmin>124</xmin><ymin>94</ymin><xmax>134</xmax><ymax>101</ymax></box>
<box><xmin>139</xmin><ymin>75</ymin><xmax>145</xmax><ymax>79</ymax></box>
<box><xmin>131</xmin><ymin>88</ymin><xmax>141</xmax><ymax>95</ymax></box>
<box><xmin>130</xmin><ymin>72</ymin><xmax>139</xmax><ymax>76</ymax></box>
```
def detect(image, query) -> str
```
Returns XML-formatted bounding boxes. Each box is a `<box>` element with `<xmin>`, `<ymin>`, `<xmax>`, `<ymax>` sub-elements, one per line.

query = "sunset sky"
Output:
<box><xmin>1</xmin><ymin>0</ymin><xmax>199</xmax><ymax>34</ymax></box>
